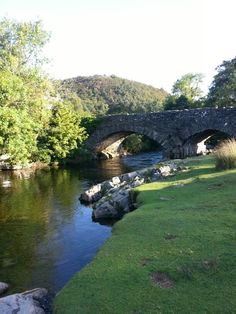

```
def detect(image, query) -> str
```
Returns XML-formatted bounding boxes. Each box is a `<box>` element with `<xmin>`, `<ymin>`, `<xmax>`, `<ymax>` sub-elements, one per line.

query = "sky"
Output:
<box><xmin>1</xmin><ymin>0</ymin><xmax>236</xmax><ymax>94</ymax></box>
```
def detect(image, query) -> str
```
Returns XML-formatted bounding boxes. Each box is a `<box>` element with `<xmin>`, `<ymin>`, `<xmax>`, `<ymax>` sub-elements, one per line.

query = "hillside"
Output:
<box><xmin>60</xmin><ymin>75</ymin><xmax>168</xmax><ymax>115</ymax></box>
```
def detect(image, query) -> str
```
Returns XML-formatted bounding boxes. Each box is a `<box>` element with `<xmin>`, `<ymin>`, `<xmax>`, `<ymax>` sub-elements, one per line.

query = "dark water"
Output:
<box><xmin>0</xmin><ymin>151</ymin><xmax>162</xmax><ymax>296</ymax></box>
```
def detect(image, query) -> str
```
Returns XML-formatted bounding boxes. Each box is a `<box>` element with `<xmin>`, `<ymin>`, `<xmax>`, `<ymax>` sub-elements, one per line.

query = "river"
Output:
<box><xmin>0</xmin><ymin>151</ymin><xmax>162</xmax><ymax>296</ymax></box>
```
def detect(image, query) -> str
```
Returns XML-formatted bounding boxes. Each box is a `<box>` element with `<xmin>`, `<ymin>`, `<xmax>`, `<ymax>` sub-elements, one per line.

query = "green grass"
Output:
<box><xmin>54</xmin><ymin>155</ymin><xmax>236</xmax><ymax>314</ymax></box>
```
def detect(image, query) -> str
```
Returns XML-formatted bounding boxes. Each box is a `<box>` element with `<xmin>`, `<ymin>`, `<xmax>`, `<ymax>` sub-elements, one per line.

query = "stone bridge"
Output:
<box><xmin>86</xmin><ymin>108</ymin><xmax>236</xmax><ymax>159</ymax></box>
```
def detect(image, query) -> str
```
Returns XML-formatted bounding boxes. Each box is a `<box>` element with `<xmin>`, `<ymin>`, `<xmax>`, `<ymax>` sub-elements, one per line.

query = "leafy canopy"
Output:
<box><xmin>207</xmin><ymin>56</ymin><xmax>236</xmax><ymax>107</ymax></box>
<box><xmin>0</xmin><ymin>18</ymin><xmax>87</xmax><ymax>166</ymax></box>
<box><xmin>164</xmin><ymin>73</ymin><xmax>204</xmax><ymax>110</ymax></box>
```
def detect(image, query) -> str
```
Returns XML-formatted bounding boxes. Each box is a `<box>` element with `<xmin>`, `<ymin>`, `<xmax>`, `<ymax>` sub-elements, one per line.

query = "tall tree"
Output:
<box><xmin>164</xmin><ymin>73</ymin><xmax>204</xmax><ymax>110</ymax></box>
<box><xmin>172</xmin><ymin>73</ymin><xmax>204</xmax><ymax>101</ymax></box>
<box><xmin>0</xmin><ymin>18</ymin><xmax>53</xmax><ymax>165</ymax></box>
<box><xmin>207</xmin><ymin>56</ymin><xmax>236</xmax><ymax>107</ymax></box>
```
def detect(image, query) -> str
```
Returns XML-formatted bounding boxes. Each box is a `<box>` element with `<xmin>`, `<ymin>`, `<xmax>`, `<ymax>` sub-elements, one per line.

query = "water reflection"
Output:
<box><xmin>0</xmin><ymin>151</ymin><xmax>162</xmax><ymax>295</ymax></box>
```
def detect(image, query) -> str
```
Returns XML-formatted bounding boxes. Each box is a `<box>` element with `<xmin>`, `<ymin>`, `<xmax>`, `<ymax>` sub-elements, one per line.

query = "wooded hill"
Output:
<box><xmin>60</xmin><ymin>75</ymin><xmax>168</xmax><ymax>115</ymax></box>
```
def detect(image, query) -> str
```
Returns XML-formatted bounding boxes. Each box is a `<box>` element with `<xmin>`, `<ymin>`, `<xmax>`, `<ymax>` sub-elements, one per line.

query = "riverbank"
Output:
<box><xmin>54</xmin><ymin>155</ymin><xmax>236</xmax><ymax>313</ymax></box>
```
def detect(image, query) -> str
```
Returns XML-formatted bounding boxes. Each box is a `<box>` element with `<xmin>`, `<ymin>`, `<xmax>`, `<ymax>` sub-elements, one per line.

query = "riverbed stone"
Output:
<box><xmin>0</xmin><ymin>288</ymin><xmax>49</xmax><ymax>314</ymax></box>
<box><xmin>102</xmin><ymin>181</ymin><xmax>114</xmax><ymax>191</ymax></box>
<box><xmin>111</xmin><ymin>176</ymin><xmax>120</xmax><ymax>185</ymax></box>
<box><xmin>113</xmin><ymin>190</ymin><xmax>130</xmax><ymax>211</ymax></box>
<box><xmin>0</xmin><ymin>282</ymin><xmax>9</xmax><ymax>295</ymax></box>
<box><xmin>93</xmin><ymin>201</ymin><xmax>117</xmax><ymax>219</ymax></box>
<box><xmin>80</xmin><ymin>160</ymin><xmax>185</xmax><ymax>219</ymax></box>
<box><xmin>0</xmin><ymin>293</ymin><xmax>45</xmax><ymax>314</ymax></box>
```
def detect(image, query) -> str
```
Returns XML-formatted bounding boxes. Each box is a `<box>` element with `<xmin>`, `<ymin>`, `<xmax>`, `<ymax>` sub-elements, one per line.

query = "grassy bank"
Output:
<box><xmin>54</xmin><ymin>155</ymin><xmax>236</xmax><ymax>313</ymax></box>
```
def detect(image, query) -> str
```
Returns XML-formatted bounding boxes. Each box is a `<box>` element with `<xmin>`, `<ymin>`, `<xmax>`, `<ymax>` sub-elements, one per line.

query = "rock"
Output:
<box><xmin>102</xmin><ymin>181</ymin><xmax>114</xmax><ymax>191</ymax></box>
<box><xmin>93</xmin><ymin>201</ymin><xmax>117</xmax><ymax>219</ymax></box>
<box><xmin>22</xmin><ymin>288</ymin><xmax>48</xmax><ymax>299</ymax></box>
<box><xmin>159</xmin><ymin>165</ymin><xmax>172</xmax><ymax>176</ymax></box>
<box><xmin>174</xmin><ymin>183</ymin><xmax>185</xmax><ymax>188</ymax></box>
<box><xmin>160</xmin><ymin>197</ymin><xmax>171</xmax><ymax>201</ymax></box>
<box><xmin>131</xmin><ymin>178</ymin><xmax>144</xmax><ymax>188</ymax></box>
<box><xmin>79</xmin><ymin>184</ymin><xmax>102</xmax><ymax>203</ymax></box>
<box><xmin>113</xmin><ymin>190</ymin><xmax>130</xmax><ymax>212</ymax></box>
<box><xmin>0</xmin><ymin>293</ymin><xmax>45</xmax><ymax>314</ymax></box>
<box><xmin>0</xmin><ymin>282</ymin><xmax>9</xmax><ymax>295</ymax></box>
<box><xmin>80</xmin><ymin>161</ymin><xmax>184</xmax><ymax>220</ymax></box>
<box><xmin>111</xmin><ymin>176</ymin><xmax>120</xmax><ymax>185</ymax></box>
<box><xmin>121</xmin><ymin>171</ymin><xmax>138</xmax><ymax>182</ymax></box>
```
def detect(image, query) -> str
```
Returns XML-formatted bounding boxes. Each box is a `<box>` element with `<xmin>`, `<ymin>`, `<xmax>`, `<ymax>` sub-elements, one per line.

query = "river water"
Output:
<box><xmin>0</xmin><ymin>151</ymin><xmax>162</xmax><ymax>296</ymax></box>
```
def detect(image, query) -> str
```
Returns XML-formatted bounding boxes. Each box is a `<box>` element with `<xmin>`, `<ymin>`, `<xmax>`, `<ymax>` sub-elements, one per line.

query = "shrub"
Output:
<box><xmin>214</xmin><ymin>139</ymin><xmax>236</xmax><ymax>170</ymax></box>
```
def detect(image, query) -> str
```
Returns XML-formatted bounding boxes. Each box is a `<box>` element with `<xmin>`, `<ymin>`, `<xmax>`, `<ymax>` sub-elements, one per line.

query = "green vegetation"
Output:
<box><xmin>55</xmin><ymin>155</ymin><xmax>236</xmax><ymax>313</ymax></box>
<box><xmin>164</xmin><ymin>73</ymin><xmax>204</xmax><ymax>110</ymax></box>
<box><xmin>0</xmin><ymin>18</ymin><xmax>88</xmax><ymax>166</ymax></box>
<box><xmin>207</xmin><ymin>56</ymin><xmax>236</xmax><ymax>107</ymax></box>
<box><xmin>61</xmin><ymin>75</ymin><xmax>168</xmax><ymax>115</ymax></box>
<box><xmin>122</xmin><ymin>134</ymin><xmax>161</xmax><ymax>154</ymax></box>
<box><xmin>215</xmin><ymin>138</ymin><xmax>236</xmax><ymax>170</ymax></box>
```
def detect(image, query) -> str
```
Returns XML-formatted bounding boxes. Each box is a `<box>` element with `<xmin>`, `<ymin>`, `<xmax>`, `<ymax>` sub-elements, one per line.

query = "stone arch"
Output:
<box><xmin>179</xmin><ymin>128</ymin><xmax>234</xmax><ymax>158</ymax></box>
<box><xmin>86</xmin><ymin>124</ymin><xmax>168</xmax><ymax>159</ymax></box>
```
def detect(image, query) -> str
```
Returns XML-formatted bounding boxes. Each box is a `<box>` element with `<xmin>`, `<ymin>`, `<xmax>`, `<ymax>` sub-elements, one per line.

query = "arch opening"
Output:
<box><xmin>94</xmin><ymin>132</ymin><xmax>163</xmax><ymax>159</ymax></box>
<box><xmin>181</xmin><ymin>129</ymin><xmax>233</xmax><ymax>158</ymax></box>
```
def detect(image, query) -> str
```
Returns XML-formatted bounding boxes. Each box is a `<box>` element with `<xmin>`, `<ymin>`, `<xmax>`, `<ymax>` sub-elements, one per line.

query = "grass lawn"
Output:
<box><xmin>54</xmin><ymin>155</ymin><xmax>236</xmax><ymax>313</ymax></box>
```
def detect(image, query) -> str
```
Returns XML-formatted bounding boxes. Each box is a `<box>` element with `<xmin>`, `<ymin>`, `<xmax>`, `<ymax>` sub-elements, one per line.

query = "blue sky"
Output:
<box><xmin>1</xmin><ymin>0</ymin><xmax>236</xmax><ymax>94</ymax></box>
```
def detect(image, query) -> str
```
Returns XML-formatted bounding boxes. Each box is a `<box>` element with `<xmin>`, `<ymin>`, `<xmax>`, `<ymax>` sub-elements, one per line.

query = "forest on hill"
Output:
<box><xmin>60</xmin><ymin>75</ymin><xmax>168</xmax><ymax>115</ymax></box>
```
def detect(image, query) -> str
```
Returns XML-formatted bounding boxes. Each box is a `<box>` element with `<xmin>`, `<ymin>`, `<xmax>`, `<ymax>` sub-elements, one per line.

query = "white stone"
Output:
<box><xmin>0</xmin><ymin>294</ymin><xmax>45</xmax><ymax>314</ymax></box>
<box><xmin>0</xmin><ymin>282</ymin><xmax>9</xmax><ymax>295</ymax></box>
<box><xmin>111</xmin><ymin>176</ymin><xmax>120</xmax><ymax>185</ymax></box>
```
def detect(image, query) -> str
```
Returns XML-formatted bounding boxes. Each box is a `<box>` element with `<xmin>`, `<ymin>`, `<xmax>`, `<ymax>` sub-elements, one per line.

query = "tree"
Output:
<box><xmin>172</xmin><ymin>73</ymin><xmax>204</xmax><ymax>101</ymax></box>
<box><xmin>0</xmin><ymin>18</ymin><xmax>49</xmax><ymax>73</ymax></box>
<box><xmin>164</xmin><ymin>73</ymin><xmax>204</xmax><ymax>110</ymax></box>
<box><xmin>45</xmin><ymin>102</ymin><xmax>87</xmax><ymax>161</ymax></box>
<box><xmin>0</xmin><ymin>107</ymin><xmax>38</xmax><ymax>165</ymax></box>
<box><xmin>207</xmin><ymin>56</ymin><xmax>236</xmax><ymax>107</ymax></box>
<box><xmin>0</xmin><ymin>18</ymin><xmax>54</xmax><ymax>165</ymax></box>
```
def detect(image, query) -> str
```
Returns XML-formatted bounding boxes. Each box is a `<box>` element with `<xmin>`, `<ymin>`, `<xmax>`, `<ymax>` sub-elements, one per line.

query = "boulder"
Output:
<box><xmin>79</xmin><ymin>184</ymin><xmax>102</xmax><ymax>203</ymax></box>
<box><xmin>93</xmin><ymin>201</ymin><xmax>117</xmax><ymax>219</ymax></box>
<box><xmin>113</xmin><ymin>190</ymin><xmax>130</xmax><ymax>212</ymax></box>
<box><xmin>111</xmin><ymin>176</ymin><xmax>120</xmax><ymax>185</ymax></box>
<box><xmin>0</xmin><ymin>293</ymin><xmax>45</xmax><ymax>314</ymax></box>
<box><xmin>101</xmin><ymin>181</ymin><xmax>114</xmax><ymax>191</ymax></box>
<box><xmin>0</xmin><ymin>282</ymin><xmax>9</xmax><ymax>295</ymax></box>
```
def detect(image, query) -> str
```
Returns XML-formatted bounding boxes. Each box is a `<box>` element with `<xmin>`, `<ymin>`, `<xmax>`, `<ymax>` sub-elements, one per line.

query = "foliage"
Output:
<box><xmin>0</xmin><ymin>18</ymin><xmax>50</xmax><ymax>72</ymax></box>
<box><xmin>45</xmin><ymin>102</ymin><xmax>87</xmax><ymax>161</ymax></box>
<box><xmin>61</xmin><ymin>75</ymin><xmax>168</xmax><ymax>114</ymax></box>
<box><xmin>122</xmin><ymin>134</ymin><xmax>161</xmax><ymax>154</ymax></box>
<box><xmin>172</xmin><ymin>73</ymin><xmax>204</xmax><ymax>100</ymax></box>
<box><xmin>0</xmin><ymin>107</ymin><xmax>38</xmax><ymax>165</ymax></box>
<box><xmin>164</xmin><ymin>73</ymin><xmax>204</xmax><ymax>110</ymax></box>
<box><xmin>80</xmin><ymin>114</ymin><xmax>102</xmax><ymax>136</ymax></box>
<box><xmin>214</xmin><ymin>138</ymin><xmax>236</xmax><ymax>169</ymax></box>
<box><xmin>0</xmin><ymin>18</ymin><xmax>87</xmax><ymax>166</ymax></box>
<box><xmin>54</xmin><ymin>155</ymin><xmax>236</xmax><ymax>313</ymax></box>
<box><xmin>207</xmin><ymin>56</ymin><xmax>236</xmax><ymax>107</ymax></box>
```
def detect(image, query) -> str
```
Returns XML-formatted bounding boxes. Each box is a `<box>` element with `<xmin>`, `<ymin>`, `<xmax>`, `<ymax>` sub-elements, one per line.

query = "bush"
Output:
<box><xmin>214</xmin><ymin>139</ymin><xmax>236</xmax><ymax>170</ymax></box>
